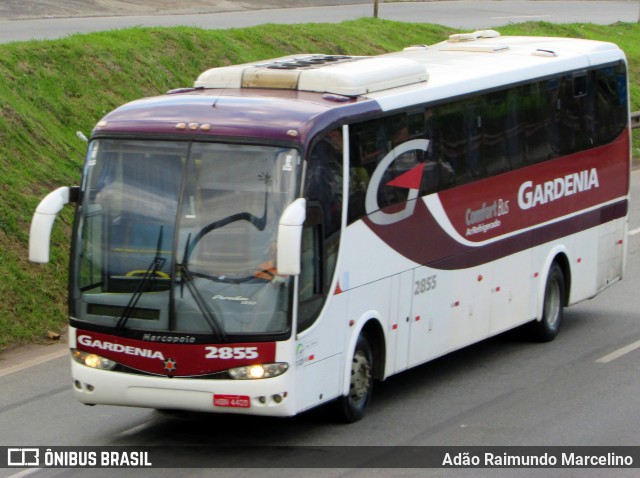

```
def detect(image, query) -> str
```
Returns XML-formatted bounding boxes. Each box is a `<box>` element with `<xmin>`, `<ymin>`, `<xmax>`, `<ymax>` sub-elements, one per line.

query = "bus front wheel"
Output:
<box><xmin>530</xmin><ymin>262</ymin><xmax>565</xmax><ymax>342</ymax></box>
<box><xmin>336</xmin><ymin>334</ymin><xmax>373</xmax><ymax>423</ymax></box>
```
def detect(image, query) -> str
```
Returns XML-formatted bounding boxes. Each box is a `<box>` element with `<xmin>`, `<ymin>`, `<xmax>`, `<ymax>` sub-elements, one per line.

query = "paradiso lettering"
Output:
<box><xmin>517</xmin><ymin>168</ymin><xmax>600</xmax><ymax>210</ymax></box>
<box><xmin>77</xmin><ymin>335</ymin><xmax>165</xmax><ymax>360</ymax></box>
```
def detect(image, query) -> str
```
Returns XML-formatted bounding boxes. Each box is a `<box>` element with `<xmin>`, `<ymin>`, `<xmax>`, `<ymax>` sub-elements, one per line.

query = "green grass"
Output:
<box><xmin>0</xmin><ymin>19</ymin><xmax>638</xmax><ymax>349</ymax></box>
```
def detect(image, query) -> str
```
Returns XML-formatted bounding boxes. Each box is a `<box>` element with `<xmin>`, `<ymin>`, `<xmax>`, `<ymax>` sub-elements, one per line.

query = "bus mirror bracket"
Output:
<box><xmin>29</xmin><ymin>186</ymin><xmax>79</xmax><ymax>263</ymax></box>
<box><xmin>277</xmin><ymin>198</ymin><xmax>306</xmax><ymax>276</ymax></box>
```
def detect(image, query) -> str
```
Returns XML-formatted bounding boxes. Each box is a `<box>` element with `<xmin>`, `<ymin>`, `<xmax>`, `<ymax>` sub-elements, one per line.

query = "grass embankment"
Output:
<box><xmin>0</xmin><ymin>19</ymin><xmax>638</xmax><ymax>349</ymax></box>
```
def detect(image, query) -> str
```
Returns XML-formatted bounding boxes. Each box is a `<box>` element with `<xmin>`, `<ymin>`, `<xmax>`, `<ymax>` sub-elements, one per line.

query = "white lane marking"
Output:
<box><xmin>6</xmin><ymin>469</ymin><xmax>43</xmax><ymax>478</ymax></box>
<box><xmin>0</xmin><ymin>348</ymin><xmax>68</xmax><ymax>378</ymax></box>
<box><xmin>595</xmin><ymin>339</ymin><xmax>640</xmax><ymax>364</ymax></box>
<box><xmin>628</xmin><ymin>227</ymin><xmax>640</xmax><ymax>236</ymax></box>
<box><xmin>115</xmin><ymin>421</ymin><xmax>154</xmax><ymax>438</ymax></box>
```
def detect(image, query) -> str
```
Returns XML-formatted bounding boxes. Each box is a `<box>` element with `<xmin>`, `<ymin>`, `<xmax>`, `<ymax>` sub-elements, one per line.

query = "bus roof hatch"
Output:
<box><xmin>194</xmin><ymin>54</ymin><xmax>429</xmax><ymax>96</ymax></box>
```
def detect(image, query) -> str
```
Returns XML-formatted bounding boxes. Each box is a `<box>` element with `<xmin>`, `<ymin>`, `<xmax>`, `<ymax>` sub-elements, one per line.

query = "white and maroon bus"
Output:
<box><xmin>30</xmin><ymin>31</ymin><xmax>630</xmax><ymax>422</ymax></box>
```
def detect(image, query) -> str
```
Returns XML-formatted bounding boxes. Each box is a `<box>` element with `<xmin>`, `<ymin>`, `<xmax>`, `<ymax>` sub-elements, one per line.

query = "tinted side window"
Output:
<box><xmin>438</xmin><ymin>101</ymin><xmax>482</xmax><ymax>185</ymax></box>
<box><xmin>479</xmin><ymin>90</ymin><xmax>517</xmax><ymax>175</ymax></box>
<box><xmin>554</xmin><ymin>74</ymin><xmax>589</xmax><ymax>154</ymax></box>
<box><xmin>593</xmin><ymin>63</ymin><xmax>628</xmax><ymax>145</ymax></box>
<box><xmin>520</xmin><ymin>82</ymin><xmax>553</xmax><ymax>165</ymax></box>
<box><xmin>298</xmin><ymin>128</ymin><xmax>343</xmax><ymax>332</ymax></box>
<box><xmin>346</xmin><ymin>63</ymin><xmax>628</xmax><ymax>225</ymax></box>
<box><xmin>348</xmin><ymin>112</ymin><xmax>437</xmax><ymax>223</ymax></box>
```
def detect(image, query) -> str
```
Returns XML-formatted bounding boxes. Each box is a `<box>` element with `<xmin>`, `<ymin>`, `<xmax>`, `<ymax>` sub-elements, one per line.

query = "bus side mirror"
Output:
<box><xmin>277</xmin><ymin>198</ymin><xmax>306</xmax><ymax>276</ymax></box>
<box><xmin>29</xmin><ymin>186</ymin><xmax>79</xmax><ymax>263</ymax></box>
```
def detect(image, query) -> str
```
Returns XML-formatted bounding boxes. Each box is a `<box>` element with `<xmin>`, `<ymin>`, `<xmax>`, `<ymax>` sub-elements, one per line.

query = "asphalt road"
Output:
<box><xmin>0</xmin><ymin>169</ymin><xmax>639</xmax><ymax>477</ymax></box>
<box><xmin>1</xmin><ymin>1</ymin><xmax>639</xmax><ymax>43</ymax></box>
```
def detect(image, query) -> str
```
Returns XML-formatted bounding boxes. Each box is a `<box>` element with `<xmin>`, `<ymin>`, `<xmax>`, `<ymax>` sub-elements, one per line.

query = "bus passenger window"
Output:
<box><xmin>348</xmin><ymin>122</ymin><xmax>380</xmax><ymax>223</ymax></box>
<box><xmin>551</xmin><ymin>75</ymin><xmax>588</xmax><ymax>155</ymax></box>
<box><xmin>480</xmin><ymin>91</ymin><xmax>511</xmax><ymax>176</ymax></box>
<box><xmin>521</xmin><ymin>82</ymin><xmax>552</xmax><ymax>165</ymax></box>
<box><xmin>377</xmin><ymin>115</ymin><xmax>423</xmax><ymax>207</ymax></box>
<box><xmin>438</xmin><ymin>102</ymin><xmax>481</xmax><ymax>185</ymax></box>
<box><xmin>593</xmin><ymin>63</ymin><xmax>628</xmax><ymax>144</ymax></box>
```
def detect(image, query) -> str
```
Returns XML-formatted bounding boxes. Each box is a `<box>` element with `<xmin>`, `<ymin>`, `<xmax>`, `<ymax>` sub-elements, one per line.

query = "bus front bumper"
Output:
<box><xmin>70</xmin><ymin>359</ymin><xmax>296</xmax><ymax>417</ymax></box>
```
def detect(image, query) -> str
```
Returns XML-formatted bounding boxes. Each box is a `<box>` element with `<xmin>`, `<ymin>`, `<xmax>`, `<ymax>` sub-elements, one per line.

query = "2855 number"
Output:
<box><xmin>205</xmin><ymin>346</ymin><xmax>259</xmax><ymax>360</ymax></box>
<box><xmin>414</xmin><ymin>275</ymin><xmax>437</xmax><ymax>295</ymax></box>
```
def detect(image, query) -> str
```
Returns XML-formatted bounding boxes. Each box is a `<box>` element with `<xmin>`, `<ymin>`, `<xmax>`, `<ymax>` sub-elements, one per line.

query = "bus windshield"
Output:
<box><xmin>71</xmin><ymin>139</ymin><xmax>299</xmax><ymax>338</ymax></box>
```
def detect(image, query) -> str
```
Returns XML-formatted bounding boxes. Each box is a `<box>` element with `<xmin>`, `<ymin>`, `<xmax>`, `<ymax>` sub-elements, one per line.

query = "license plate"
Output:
<box><xmin>213</xmin><ymin>394</ymin><xmax>251</xmax><ymax>408</ymax></box>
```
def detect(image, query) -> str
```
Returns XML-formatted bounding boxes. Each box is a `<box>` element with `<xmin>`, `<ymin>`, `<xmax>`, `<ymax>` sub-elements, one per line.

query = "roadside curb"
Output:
<box><xmin>0</xmin><ymin>338</ymin><xmax>68</xmax><ymax>377</ymax></box>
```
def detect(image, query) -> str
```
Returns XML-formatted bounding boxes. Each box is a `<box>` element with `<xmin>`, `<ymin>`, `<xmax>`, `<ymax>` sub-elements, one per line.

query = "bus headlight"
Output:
<box><xmin>228</xmin><ymin>363</ymin><xmax>289</xmax><ymax>380</ymax></box>
<box><xmin>71</xmin><ymin>349</ymin><xmax>117</xmax><ymax>370</ymax></box>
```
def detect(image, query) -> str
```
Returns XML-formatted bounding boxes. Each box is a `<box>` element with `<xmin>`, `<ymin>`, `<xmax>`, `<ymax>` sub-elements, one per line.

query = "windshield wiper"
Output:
<box><xmin>185</xmin><ymin>211</ymin><xmax>267</xmax><ymax>264</ymax></box>
<box><xmin>185</xmin><ymin>175</ymin><xmax>270</xmax><ymax>264</ymax></box>
<box><xmin>177</xmin><ymin>233</ymin><xmax>227</xmax><ymax>341</ymax></box>
<box><xmin>116</xmin><ymin>226</ymin><xmax>166</xmax><ymax>330</ymax></box>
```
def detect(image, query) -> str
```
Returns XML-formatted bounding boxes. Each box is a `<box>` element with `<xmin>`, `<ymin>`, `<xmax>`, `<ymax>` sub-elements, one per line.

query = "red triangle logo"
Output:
<box><xmin>334</xmin><ymin>281</ymin><xmax>343</xmax><ymax>295</ymax></box>
<box><xmin>386</xmin><ymin>163</ymin><xmax>425</xmax><ymax>190</ymax></box>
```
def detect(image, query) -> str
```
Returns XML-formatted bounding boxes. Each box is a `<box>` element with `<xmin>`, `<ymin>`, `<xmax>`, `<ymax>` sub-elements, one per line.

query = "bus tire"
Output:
<box><xmin>530</xmin><ymin>262</ymin><xmax>565</xmax><ymax>342</ymax></box>
<box><xmin>336</xmin><ymin>334</ymin><xmax>374</xmax><ymax>423</ymax></box>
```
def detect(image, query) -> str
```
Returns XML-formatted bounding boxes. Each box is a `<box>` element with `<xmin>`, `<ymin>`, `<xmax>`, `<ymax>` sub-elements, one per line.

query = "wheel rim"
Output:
<box><xmin>349</xmin><ymin>349</ymin><xmax>371</xmax><ymax>405</ymax></box>
<box><xmin>544</xmin><ymin>276</ymin><xmax>561</xmax><ymax>329</ymax></box>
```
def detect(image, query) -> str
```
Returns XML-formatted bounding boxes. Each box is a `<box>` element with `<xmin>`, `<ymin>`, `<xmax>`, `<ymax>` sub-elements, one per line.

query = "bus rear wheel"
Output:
<box><xmin>336</xmin><ymin>334</ymin><xmax>373</xmax><ymax>423</ymax></box>
<box><xmin>530</xmin><ymin>262</ymin><xmax>565</xmax><ymax>342</ymax></box>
